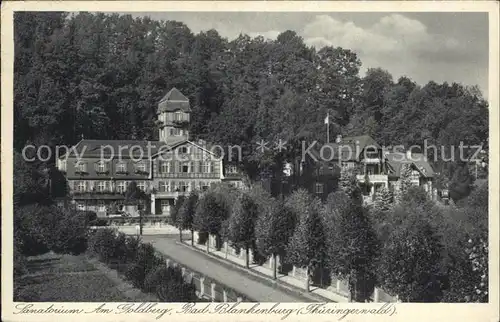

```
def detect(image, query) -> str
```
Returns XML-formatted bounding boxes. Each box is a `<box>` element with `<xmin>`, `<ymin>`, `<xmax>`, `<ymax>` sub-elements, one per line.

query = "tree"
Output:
<box><xmin>449</xmin><ymin>164</ymin><xmax>474</xmax><ymax>202</ymax></box>
<box><xmin>286</xmin><ymin>197</ymin><xmax>327</xmax><ymax>292</ymax></box>
<box><xmin>378</xmin><ymin>206</ymin><xmax>445</xmax><ymax>302</ymax></box>
<box><xmin>125</xmin><ymin>182</ymin><xmax>149</xmax><ymax>235</ymax></box>
<box><xmin>177</xmin><ymin>191</ymin><xmax>198</xmax><ymax>245</ymax></box>
<box><xmin>228</xmin><ymin>192</ymin><xmax>259</xmax><ymax>268</ymax></box>
<box><xmin>442</xmin><ymin>181</ymin><xmax>488</xmax><ymax>302</ymax></box>
<box><xmin>171</xmin><ymin>195</ymin><xmax>186</xmax><ymax>241</ymax></box>
<box><xmin>466</xmin><ymin>237</ymin><xmax>488</xmax><ymax>302</ymax></box>
<box><xmin>193</xmin><ymin>190</ymin><xmax>230</xmax><ymax>253</ymax></box>
<box><xmin>373</xmin><ymin>186</ymin><xmax>393</xmax><ymax>213</ymax></box>
<box><xmin>339</xmin><ymin>166</ymin><xmax>362</xmax><ymax>203</ymax></box>
<box><xmin>14</xmin><ymin>150</ymin><xmax>51</xmax><ymax>207</ymax></box>
<box><xmin>327</xmin><ymin>191</ymin><xmax>379</xmax><ymax>302</ymax></box>
<box><xmin>255</xmin><ymin>199</ymin><xmax>295</xmax><ymax>279</ymax></box>
<box><xmin>396</xmin><ymin>163</ymin><xmax>413</xmax><ymax>202</ymax></box>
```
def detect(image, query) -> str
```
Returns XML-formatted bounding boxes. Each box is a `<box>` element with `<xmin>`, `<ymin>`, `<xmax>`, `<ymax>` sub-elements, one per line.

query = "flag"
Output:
<box><xmin>324</xmin><ymin>113</ymin><xmax>329</xmax><ymax>124</ymax></box>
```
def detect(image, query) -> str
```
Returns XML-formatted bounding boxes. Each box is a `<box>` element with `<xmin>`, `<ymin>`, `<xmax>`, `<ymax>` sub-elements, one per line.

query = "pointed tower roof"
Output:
<box><xmin>157</xmin><ymin>87</ymin><xmax>191</xmax><ymax>114</ymax></box>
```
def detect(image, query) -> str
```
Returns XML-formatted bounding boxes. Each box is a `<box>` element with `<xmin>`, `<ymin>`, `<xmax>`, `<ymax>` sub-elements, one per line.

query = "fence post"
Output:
<box><xmin>336</xmin><ymin>279</ymin><xmax>341</xmax><ymax>293</ymax></box>
<box><xmin>211</xmin><ymin>283</ymin><xmax>216</xmax><ymax>302</ymax></box>
<box><xmin>236</xmin><ymin>296</ymin><xmax>243</xmax><ymax>302</ymax></box>
<box><xmin>373</xmin><ymin>287</ymin><xmax>380</xmax><ymax>303</ymax></box>
<box><xmin>223</xmin><ymin>289</ymin><xmax>228</xmax><ymax>302</ymax></box>
<box><xmin>199</xmin><ymin>277</ymin><xmax>205</xmax><ymax>298</ymax></box>
<box><xmin>292</xmin><ymin>266</ymin><xmax>296</xmax><ymax>277</ymax></box>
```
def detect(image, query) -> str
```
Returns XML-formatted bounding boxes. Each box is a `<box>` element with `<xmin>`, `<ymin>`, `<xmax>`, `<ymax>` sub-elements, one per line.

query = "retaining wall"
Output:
<box><xmin>155</xmin><ymin>250</ymin><xmax>253</xmax><ymax>302</ymax></box>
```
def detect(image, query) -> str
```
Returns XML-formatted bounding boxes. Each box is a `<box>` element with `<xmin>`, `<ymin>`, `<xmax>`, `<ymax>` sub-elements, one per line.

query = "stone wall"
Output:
<box><xmin>158</xmin><ymin>251</ymin><xmax>251</xmax><ymax>302</ymax></box>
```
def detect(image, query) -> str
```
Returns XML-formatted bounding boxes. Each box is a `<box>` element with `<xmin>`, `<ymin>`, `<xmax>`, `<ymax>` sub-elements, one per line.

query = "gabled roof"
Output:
<box><xmin>58</xmin><ymin>137</ymin><xmax>219</xmax><ymax>160</ymax></box>
<box><xmin>59</xmin><ymin>139</ymin><xmax>150</xmax><ymax>159</ymax></box>
<box><xmin>151</xmin><ymin>139</ymin><xmax>220</xmax><ymax>159</ymax></box>
<box><xmin>157</xmin><ymin>88</ymin><xmax>191</xmax><ymax>114</ymax></box>
<box><xmin>385</xmin><ymin>152</ymin><xmax>434</xmax><ymax>178</ymax></box>
<box><xmin>59</xmin><ymin>139</ymin><xmax>177</xmax><ymax>159</ymax></box>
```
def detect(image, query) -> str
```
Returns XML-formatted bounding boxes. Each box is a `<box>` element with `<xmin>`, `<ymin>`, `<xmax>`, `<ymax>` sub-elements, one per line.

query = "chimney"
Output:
<box><xmin>335</xmin><ymin>135</ymin><xmax>342</xmax><ymax>143</ymax></box>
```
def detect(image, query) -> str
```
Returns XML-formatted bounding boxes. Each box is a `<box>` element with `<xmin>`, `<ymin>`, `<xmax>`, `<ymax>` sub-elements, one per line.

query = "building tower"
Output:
<box><xmin>157</xmin><ymin>88</ymin><xmax>191</xmax><ymax>143</ymax></box>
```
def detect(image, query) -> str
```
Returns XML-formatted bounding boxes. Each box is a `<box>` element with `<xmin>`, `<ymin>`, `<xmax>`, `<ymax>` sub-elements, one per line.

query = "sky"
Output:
<box><xmin>128</xmin><ymin>12</ymin><xmax>489</xmax><ymax>98</ymax></box>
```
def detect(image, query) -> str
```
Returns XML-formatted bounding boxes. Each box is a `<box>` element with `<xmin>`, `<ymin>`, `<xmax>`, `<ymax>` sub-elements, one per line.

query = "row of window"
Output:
<box><xmin>157</xmin><ymin>181</ymin><xmax>214</xmax><ymax>193</ymax></box>
<box><xmin>77</xmin><ymin>200</ymin><xmax>146</xmax><ymax>212</ymax></box>
<box><xmin>160</xmin><ymin>127</ymin><xmax>187</xmax><ymax>138</ymax></box>
<box><xmin>63</xmin><ymin>160</ymin><xmax>217</xmax><ymax>175</ymax></box>
<box><xmin>73</xmin><ymin>181</ymin><xmax>147</xmax><ymax>193</ymax></box>
<box><xmin>158</xmin><ymin>111</ymin><xmax>189</xmax><ymax>123</ymax></box>
<box><xmin>72</xmin><ymin>180</ymin><xmax>217</xmax><ymax>194</ymax></box>
<box><xmin>77</xmin><ymin>199</ymin><xmax>176</xmax><ymax>213</ymax></box>
<box><xmin>158</xmin><ymin>161</ymin><xmax>213</xmax><ymax>174</ymax></box>
<box><xmin>62</xmin><ymin>161</ymin><xmax>148</xmax><ymax>174</ymax></box>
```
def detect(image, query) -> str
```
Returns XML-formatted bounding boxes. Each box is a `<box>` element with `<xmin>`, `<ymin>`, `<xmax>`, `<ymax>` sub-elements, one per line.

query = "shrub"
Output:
<box><xmin>144</xmin><ymin>265</ymin><xmax>197</xmax><ymax>302</ymax></box>
<box><xmin>15</xmin><ymin>204</ymin><xmax>90</xmax><ymax>256</ymax></box>
<box><xmin>82</xmin><ymin>211</ymin><xmax>98</xmax><ymax>224</ymax></box>
<box><xmin>124</xmin><ymin>235</ymin><xmax>141</xmax><ymax>262</ymax></box>
<box><xmin>15</xmin><ymin>204</ymin><xmax>55</xmax><ymax>255</ymax></box>
<box><xmin>87</xmin><ymin>228</ymin><xmax>119</xmax><ymax>263</ymax></box>
<box><xmin>52</xmin><ymin>208</ymin><xmax>89</xmax><ymax>255</ymax></box>
<box><xmin>93</xmin><ymin>218</ymin><xmax>108</xmax><ymax>226</ymax></box>
<box><xmin>125</xmin><ymin>243</ymin><xmax>163</xmax><ymax>290</ymax></box>
<box><xmin>111</xmin><ymin>232</ymin><xmax>130</xmax><ymax>271</ymax></box>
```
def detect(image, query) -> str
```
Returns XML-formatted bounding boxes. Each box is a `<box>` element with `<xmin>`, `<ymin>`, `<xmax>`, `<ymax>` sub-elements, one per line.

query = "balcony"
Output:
<box><xmin>154</xmin><ymin>190</ymin><xmax>189</xmax><ymax>198</ymax></box>
<box><xmin>70</xmin><ymin>190</ymin><xmax>126</xmax><ymax>200</ymax></box>
<box><xmin>356</xmin><ymin>174</ymin><xmax>388</xmax><ymax>183</ymax></box>
<box><xmin>156</xmin><ymin>172</ymin><xmax>219</xmax><ymax>179</ymax></box>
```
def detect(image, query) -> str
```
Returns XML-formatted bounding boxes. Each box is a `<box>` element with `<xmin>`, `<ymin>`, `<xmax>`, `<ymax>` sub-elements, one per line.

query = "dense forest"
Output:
<box><xmin>14</xmin><ymin>12</ymin><xmax>489</xmax><ymax>197</ymax></box>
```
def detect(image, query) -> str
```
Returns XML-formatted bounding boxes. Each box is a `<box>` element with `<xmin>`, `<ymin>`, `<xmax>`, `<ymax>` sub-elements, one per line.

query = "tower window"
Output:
<box><xmin>174</xmin><ymin>112</ymin><xmax>183</xmax><ymax>121</ymax></box>
<box><xmin>170</xmin><ymin>128</ymin><xmax>182</xmax><ymax>136</ymax></box>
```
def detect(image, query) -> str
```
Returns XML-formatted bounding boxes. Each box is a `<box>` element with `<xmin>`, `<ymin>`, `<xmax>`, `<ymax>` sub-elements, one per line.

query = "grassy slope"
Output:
<box><xmin>15</xmin><ymin>253</ymin><xmax>129</xmax><ymax>302</ymax></box>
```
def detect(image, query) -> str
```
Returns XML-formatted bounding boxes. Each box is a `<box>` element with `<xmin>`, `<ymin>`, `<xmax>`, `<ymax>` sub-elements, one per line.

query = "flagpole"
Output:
<box><xmin>326</xmin><ymin>112</ymin><xmax>330</xmax><ymax>143</ymax></box>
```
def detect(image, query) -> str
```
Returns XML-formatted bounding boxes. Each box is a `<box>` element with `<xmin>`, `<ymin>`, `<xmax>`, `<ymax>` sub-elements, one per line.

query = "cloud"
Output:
<box><xmin>297</xmin><ymin>14</ymin><xmax>487</xmax><ymax>97</ymax></box>
<box><xmin>247</xmin><ymin>30</ymin><xmax>282</xmax><ymax>40</ymax></box>
<box><xmin>301</xmin><ymin>14</ymin><xmax>464</xmax><ymax>57</ymax></box>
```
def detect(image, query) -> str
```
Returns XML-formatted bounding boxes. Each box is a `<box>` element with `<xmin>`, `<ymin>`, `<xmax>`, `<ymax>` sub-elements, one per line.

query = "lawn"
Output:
<box><xmin>15</xmin><ymin>253</ymin><xmax>131</xmax><ymax>302</ymax></box>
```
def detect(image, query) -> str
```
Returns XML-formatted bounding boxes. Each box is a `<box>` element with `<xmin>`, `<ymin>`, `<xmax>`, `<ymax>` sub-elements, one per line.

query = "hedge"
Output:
<box><xmin>87</xmin><ymin>228</ymin><xmax>197</xmax><ymax>302</ymax></box>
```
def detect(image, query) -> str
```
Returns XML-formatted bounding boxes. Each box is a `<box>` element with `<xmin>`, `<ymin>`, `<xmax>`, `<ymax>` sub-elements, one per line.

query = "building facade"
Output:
<box><xmin>306</xmin><ymin>135</ymin><xmax>435</xmax><ymax>203</ymax></box>
<box><xmin>57</xmin><ymin>88</ymin><xmax>244</xmax><ymax>217</ymax></box>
